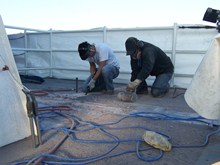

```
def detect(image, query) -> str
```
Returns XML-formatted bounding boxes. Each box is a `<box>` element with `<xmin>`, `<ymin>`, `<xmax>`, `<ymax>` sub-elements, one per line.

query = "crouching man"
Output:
<box><xmin>78</xmin><ymin>41</ymin><xmax>120</xmax><ymax>95</ymax></box>
<box><xmin>125</xmin><ymin>37</ymin><xmax>174</xmax><ymax>97</ymax></box>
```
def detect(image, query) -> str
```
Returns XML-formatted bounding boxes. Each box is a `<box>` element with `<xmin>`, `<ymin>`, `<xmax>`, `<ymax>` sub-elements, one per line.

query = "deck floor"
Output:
<box><xmin>0</xmin><ymin>78</ymin><xmax>220</xmax><ymax>165</ymax></box>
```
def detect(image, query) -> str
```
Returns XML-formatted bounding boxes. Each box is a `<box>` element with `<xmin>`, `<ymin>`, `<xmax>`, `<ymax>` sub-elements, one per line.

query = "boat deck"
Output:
<box><xmin>0</xmin><ymin>78</ymin><xmax>220</xmax><ymax>165</ymax></box>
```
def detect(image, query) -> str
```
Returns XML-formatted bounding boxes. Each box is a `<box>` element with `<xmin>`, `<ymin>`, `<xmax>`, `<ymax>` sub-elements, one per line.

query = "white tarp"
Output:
<box><xmin>0</xmin><ymin>16</ymin><xmax>30</xmax><ymax>147</ymax></box>
<box><xmin>8</xmin><ymin>25</ymin><xmax>218</xmax><ymax>88</ymax></box>
<box><xmin>184</xmin><ymin>34</ymin><xmax>220</xmax><ymax>119</ymax></box>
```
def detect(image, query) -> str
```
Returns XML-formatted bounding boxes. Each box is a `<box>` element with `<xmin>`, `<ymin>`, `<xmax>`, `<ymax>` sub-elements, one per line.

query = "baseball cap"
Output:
<box><xmin>125</xmin><ymin>37</ymin><xmax>138</xmax><ymax>56</ymax></box>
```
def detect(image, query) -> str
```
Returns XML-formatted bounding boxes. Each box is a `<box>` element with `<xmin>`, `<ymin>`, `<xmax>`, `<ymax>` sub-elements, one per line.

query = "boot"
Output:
<box><xmin>136</xmin><ymin>81</ymin><xmax>148</xmax><ymax>94</ymax></box>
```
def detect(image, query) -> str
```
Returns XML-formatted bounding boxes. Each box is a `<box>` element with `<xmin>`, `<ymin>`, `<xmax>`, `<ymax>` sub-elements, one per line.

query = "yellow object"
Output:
<box><xmin>143</xmin><ymin>130</ymin><xmax>172</xmax><ymax>151</ymax></box>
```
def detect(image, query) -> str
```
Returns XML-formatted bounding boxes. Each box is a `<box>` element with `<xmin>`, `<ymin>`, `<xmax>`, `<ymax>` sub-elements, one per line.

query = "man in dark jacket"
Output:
<box><xmin>125</xmin><ymin>37</ymin><xmax>174</xmax><ymax>97</ymax></box>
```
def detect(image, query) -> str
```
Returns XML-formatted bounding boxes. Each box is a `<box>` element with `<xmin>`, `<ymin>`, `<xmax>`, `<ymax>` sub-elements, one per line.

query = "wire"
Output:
<box><xmin>136</xmin><ymin>141</ymin><xmax>164</xmax><ymax>162</ymax></box>
<box><xmin>173</xmin><ymin>126</ymin><xmax>220</xmax><ymax>148</ymax></box>
<box><xmin>11</xmin><ymin>110</ymin><xmax>220</xmax><ymax>165</ymax></box>
<box><xmin>39</xmin><ymin>106</ymin><xmax>71</xmax><ymax>111</ymax></box>
<box><xmin>31</xmin><ymin>112</ymin><xmax>76</xmax><ymax>165</ymax></box>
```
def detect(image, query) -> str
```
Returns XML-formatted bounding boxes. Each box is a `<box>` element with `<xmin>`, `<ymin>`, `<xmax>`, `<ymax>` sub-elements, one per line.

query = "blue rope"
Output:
<box><xmin>136</xmin><ymin>141</ymin><xmax>164</xmax><ymax>162</ymax></box>
<box><xmin>12</xmin><ymin>110</ymin><xmax>220</xmax><ymax>165</ymax></box>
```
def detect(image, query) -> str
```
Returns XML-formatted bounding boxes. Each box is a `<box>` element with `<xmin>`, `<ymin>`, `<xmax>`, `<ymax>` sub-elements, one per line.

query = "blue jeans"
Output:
<box><xmin>151</xmin><ymin>73</ymin><xmax>173</xmax><ymax>97</ymax></box>
<box><xmin>82</xmin><ymin>64</ymin><xmax>119</xmax><ymax>92</ymax></box>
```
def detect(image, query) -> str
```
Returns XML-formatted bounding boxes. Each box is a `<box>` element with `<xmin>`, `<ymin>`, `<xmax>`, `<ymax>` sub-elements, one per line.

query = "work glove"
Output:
<box><xmin>126</xmin><ymin>79</ymin><xmax>142</xmax><ymax>92</ymax></box>
<box><xmin>88</xmin><ymin>79</ymin><xmax>96</xmax><ymax>91</ymax></box>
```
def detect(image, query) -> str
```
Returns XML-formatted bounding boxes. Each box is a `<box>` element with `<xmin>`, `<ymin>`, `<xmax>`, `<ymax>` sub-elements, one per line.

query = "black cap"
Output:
<box><xmin>78</xmin><ymin>42</ymin><xmax>91</xmax><ymax>60</ymax></box>
<box><xmin>125</xmin><ymin>37</ymin><xmax>138</xmax><ymax>56</ymax></box>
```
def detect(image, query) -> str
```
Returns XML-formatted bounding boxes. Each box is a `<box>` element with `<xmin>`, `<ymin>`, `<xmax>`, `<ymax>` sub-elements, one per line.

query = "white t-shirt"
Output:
<box><xmin>87</xmin><ymin>43</ymin><xmax>120</xmax><ymax>69</ymax></box>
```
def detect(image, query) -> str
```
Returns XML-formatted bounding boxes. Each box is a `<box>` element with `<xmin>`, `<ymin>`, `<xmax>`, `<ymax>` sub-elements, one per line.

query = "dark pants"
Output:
<box><xmin>136</xmin><ymin>81</ymin><xmax>148</xmax><ymax>94</ymax></box>
<box><xmin>151</xmin><ymin>73</ymin><xmax>173</xmax><ymax>97</ymax></box>
<box><xmin>81</xmin><ymin>65</ymin><xmax>119</xmax><ymax>93</ymax></box>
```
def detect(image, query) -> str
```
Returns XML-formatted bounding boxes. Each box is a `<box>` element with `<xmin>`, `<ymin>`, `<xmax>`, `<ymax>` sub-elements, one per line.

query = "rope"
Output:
<box><xmin>12</xmin><ymin>111</ymin><xmax>220</xmax><ymax>165</ymax></box>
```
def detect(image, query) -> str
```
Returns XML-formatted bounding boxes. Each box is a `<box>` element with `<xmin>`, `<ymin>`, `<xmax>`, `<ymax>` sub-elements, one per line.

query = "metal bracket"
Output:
<box><xmin>23</xmin><ymin>89</ymin><xmax>42</xmax><ymax>148</ymax></box>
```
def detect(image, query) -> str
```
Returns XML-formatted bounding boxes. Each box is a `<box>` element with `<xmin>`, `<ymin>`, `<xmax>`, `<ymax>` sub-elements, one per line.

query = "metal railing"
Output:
<box><xmin>5</xmin><ymin>24</ymin><xmax>216</xmax><ymax>87</ymax></box>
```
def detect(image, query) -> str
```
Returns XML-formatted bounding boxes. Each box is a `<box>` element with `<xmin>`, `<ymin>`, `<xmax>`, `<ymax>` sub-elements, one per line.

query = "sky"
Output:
<box><xmin>0</xmin><ymin>0</ymin><xmax>219</xmax><ymax>32</ymax></box>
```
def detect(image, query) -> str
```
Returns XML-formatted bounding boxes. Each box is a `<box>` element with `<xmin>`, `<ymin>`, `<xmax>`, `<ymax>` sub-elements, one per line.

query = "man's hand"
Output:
<box><xmin>126</xmin><ymin>79</ymin><xmax>142</xmax><ymax>92</ymax></box>
<box><xmin>88</xmin><ymin>79</ymin><xmax>96</xmax><ymax>91</ymax></box>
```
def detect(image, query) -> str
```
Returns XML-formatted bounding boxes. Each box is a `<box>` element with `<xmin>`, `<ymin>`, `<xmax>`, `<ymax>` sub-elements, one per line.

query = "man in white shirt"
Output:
<box><xmin>78</xmin><ymin>41</ymin><xmax>120</xmax><ymax>94</ymax></box>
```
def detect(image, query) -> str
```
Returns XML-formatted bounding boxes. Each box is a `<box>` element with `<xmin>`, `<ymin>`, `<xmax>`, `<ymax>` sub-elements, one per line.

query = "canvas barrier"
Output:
<box><xmin>184</xmin><ymin>34</ymin><xmax>220</xmax><ymax>120</ymax></box>
<box><xmin>0</xmin><ymin>16</ymin><xmax>30</xmax><ymax>147</ymax></box>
